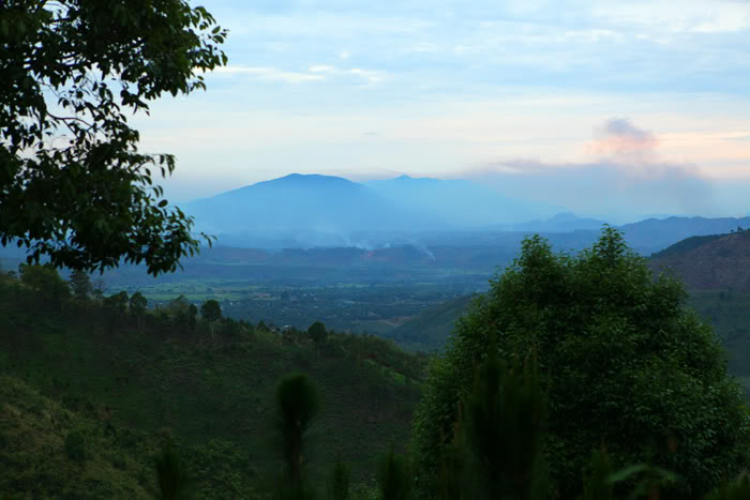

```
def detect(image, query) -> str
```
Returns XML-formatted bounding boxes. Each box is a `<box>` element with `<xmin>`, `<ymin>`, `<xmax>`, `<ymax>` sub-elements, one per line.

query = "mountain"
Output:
<box><xmin>184</xmin><ymin>173</ymin><xmax>570</xmax><ymax>249</ymax></box>
<box><xmin>187</xmin><ymin>173</ymin><xmax>437</xmax><ymax>235</ymax></box>
<box><xmin>649</xmin><ymin>229</ymin><xmax>750</xmax><ymax>291</ymax></box>
<box><xmin>619</xmin><ymin>216</ymin><xmax>750</xmax><ymax>255</ymax></box>
<box><xmin>366</xmin><ymin>175</ymin><xmax>562</xmax><ymax>228</ymax></box>
<box><xmin>509</xmin><ymin>212</ymin><xmax>608</xmax><ymax>233</ymax></box>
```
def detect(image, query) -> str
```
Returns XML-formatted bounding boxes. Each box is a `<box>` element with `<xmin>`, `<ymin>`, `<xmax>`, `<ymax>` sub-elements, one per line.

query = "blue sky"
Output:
<box><xmin>135</xmin><ymin>0</ymin><xmax>750</xmax><ymax>220</ymax></box>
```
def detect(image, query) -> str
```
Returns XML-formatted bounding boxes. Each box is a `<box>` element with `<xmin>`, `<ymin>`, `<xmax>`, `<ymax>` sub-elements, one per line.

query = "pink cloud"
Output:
<box><xmin>588</xmin><ymin>118</ymin><xmax>659</xmax><ymax>162</ymax></box>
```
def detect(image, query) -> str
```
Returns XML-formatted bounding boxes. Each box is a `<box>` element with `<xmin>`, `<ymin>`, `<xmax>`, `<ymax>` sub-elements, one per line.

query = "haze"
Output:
<box><xmin>133</xmin><ymin>0</ymin><xmax>750</xmax><ymax>222</ymax></box>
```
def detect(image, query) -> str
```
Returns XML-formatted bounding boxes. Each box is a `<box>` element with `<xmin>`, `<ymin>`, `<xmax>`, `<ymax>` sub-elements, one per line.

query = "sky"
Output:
<box><xmin>134</xmin><ymin>0</ymin><xmax>750</xmax><ymax>220</ymax></box>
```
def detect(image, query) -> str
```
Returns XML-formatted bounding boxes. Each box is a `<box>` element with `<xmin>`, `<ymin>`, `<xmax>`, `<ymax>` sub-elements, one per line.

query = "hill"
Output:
<box><xmin>507</xmin><ymin>212</ymin><xmax>608</xmax><ymax>233</ymax></box>
<box><xmin>0</xmin><ymin>375</ymin><xmax>160</xmax><ymax>499</ymax></box>
<box><xmin>383</xmin><ymin>294</ymin><xmax>476</xmax><ymax>352</ymax></box>
<box><xmin>0</xmin><ymin>272</ymin><xmax>426</xmax><ymax>498</ymax></box>
<box><xmin>620</xmin><ymin>216</ymin><xmax>750</xmax><ymax>255</ymax></box>
<box><xmin>649</xmin><ymin>229</ymin><xmax>750</xmax><ymax>291</ymax></box>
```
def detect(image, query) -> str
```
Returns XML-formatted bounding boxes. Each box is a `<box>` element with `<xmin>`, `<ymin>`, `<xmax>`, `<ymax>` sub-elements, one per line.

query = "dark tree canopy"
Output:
<box><xmin>307</xmin><ymin>321</ymin><xmax>328</xmax><ymax>347</ymax></box>
<box><xmin>200</xmin><ymin>299</ymin><xmax>221</xmax><ymax>323</ymax></box>
<box><xmin>411</xmin><ymin>228</ymin><xmax>750</xmax><ymax>500</ymax></box>
<box><xmin>19</xmin><ymin>262</ymin><xmax>69</xmax><ymax>305</ymax></box>
<box><xmin>129</xmin><ymin>291</ymin><xmax>147</xmax><ymax>316</ymax></box>
<box><xmin>0</xmin><ymin>0</ymin><xmax>227</xmax><ymax>275</ymax></box>
<box><xmin>274</xmin><ymin>373</ymin><xmax>321</xmax><ymax>485</ymax></box>
<box><xmin>68</xmin><ymin>269</ymin><xmax>92</xmax><ymax>300</ymax></box>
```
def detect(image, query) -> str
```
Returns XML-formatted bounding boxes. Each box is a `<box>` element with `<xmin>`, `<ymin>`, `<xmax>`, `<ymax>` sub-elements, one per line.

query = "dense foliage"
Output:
<box><xmin>411</xmin><ymin>227</ymin><xmax>750</xmax><ymax>499</ymax></box>
<box><xmin>0</xmin><ymin>0</ymin><xmax>226</xmax><ymax>274</ymax></box>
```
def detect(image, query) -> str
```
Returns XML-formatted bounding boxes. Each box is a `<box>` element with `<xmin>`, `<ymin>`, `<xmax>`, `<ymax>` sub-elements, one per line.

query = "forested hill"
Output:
<box><xmin>0</xmin><ymin>270</ymin><xmax>425</xmax><ymax>499</ymax></box>
<box><xmin>649</xmin><ymin>229</ymin><xmax>750</xmax><ymax>291</ymax></box>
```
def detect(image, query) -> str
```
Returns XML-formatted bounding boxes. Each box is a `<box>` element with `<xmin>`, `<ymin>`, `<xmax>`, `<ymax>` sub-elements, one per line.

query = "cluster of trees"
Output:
<box><xmin>1</xmin><ymin>263</ymin><xmax>243</xmax><ymax>336</ymax></box>
<box><xmin>145</xmin><ymin>229</ymin><xmax>750</xmax><ymax>500</ymax></box>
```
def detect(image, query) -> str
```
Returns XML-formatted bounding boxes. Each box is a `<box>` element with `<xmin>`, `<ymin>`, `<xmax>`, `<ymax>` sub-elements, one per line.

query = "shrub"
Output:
<box><xmin>64</xmin><ymin>431</ymin><xmax>87</xmax><ymax>463</ymax></box>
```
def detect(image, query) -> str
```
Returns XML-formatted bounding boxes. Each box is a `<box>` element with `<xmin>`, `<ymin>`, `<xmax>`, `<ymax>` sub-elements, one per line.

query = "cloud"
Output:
<box><xmin>214</xmin><ymin>66</ymin><xmax>325</xmax><ymax>84</ymax></box>
<box><xmin>213</xmin><ymin>64</ymin><xmax>386</xmax><ymax>85</ymax></box>
<box><xmin>465</xmin><ymin>118</ymin><xmax>717</xmax><ymax>219</ymax></box>
<box><xmin>308</xmin><ymin>65</ymin><xmax>385</xmax><ymax>84</ymax></box>
<box><xmin>588</xmin><ymin>118</ymin><xmax>659</xmax><ymax>164</ymax></box>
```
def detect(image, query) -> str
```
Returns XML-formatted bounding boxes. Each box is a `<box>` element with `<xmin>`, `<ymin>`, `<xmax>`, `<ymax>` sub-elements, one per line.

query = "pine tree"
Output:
<box><xmin>377</xmin><ymin>446</ymin><xmax>412</xmax><ymax>500</ymax></box>
<box><xmin>154</xmin><ymin>439</ymin><xmax>192</xmax><ymax>500</ymax></box>
<box><xmin>327</xmin><ymin>454</ymin><xmax>350</xmax><ymax>500</ymax></box>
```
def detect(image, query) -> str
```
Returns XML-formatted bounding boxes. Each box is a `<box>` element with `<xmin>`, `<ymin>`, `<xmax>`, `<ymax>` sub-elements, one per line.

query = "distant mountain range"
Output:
<box><xmin>185</xmin><ymin>173</ymin><xmax>564</xmax><ymax>246</ymax></box>
<box><xmin>183</xmin><ymin>173</ymin><xmax>750</xmax><ymax>253</ymax></box>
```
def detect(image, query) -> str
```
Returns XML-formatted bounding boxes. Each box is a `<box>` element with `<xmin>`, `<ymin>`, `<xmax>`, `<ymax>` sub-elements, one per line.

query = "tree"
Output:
<box><xmin>170</xmin><ymin>294</ymin><xmax>191</xmax><ymax>332</ymax></box>
<box><xmin>68</xmin><ymin>269</ymin><xmax>92</xmax><ymax>300</ymax></box>
<box><xmin>154</xmin><ymin>439</ymin><xmax>193</xmax><ymax>500</ymax></box>
<box><xmin>200</xmin><ymin>300</ymin><xmax>221</xmax><ymax>323</ymax></box>
<box><xmin>308</xmin><ymin>321</ymin><xmax>328</xmax><ymax>354</ymax></box>
<box><xmin>103</xmin><ymin>290</ymin><xmax>128</xmax><ymax>313</ymax></box>
<box><xmin>1</xmin><ymin>0</ymin><xmax>227</xmax><ymax>275</ymax></box>
<box><xmin>201</xmin><ymin>299</ymin><xmax>221</xmax><ymax>337</ymax></box>
<box><xmin>129</xmin><ymin>291</ymin><xmax>147</xmax><ymax>331</ymax></box>
<box><xmin>274</xmin><ymin>373</ymin><xmax>321</xmax><ymax>484</ymax></box>
<box><xmin>377</xmin><ymin>446</ymin><xmax>412</xmax><ymax>500</ymax></box>
<box><xmin>187</xmin><ymin>304</ymin><xmax>198</xmax><ymax>332</ymax></box>
<box><xmin>327</xmin><ymin>454</ymin><xmax>350</xmax><ymax>500</ymax></box>
<box><xmin>411</xmin><ymin>228</ymin><xmax>750</xmax><ymax>500</ymax></box>
<box><xmin>460</xmin><ymin>347</ymin><xmax>548</xmax><ymax>500</ymax></box>
<box><xmin>129</xmin><ymin>291</ymin><xmax>147</xmax><ymax>316</ymax></box>
<box><xmin>19</xmin><ymin>263</ymin><xmax>70</xmax><ymax>308</ymax></box>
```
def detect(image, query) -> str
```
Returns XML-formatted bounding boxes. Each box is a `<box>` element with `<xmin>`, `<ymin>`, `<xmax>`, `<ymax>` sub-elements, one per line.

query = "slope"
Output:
<box><xmin>0</xmin><ymin>275</ymin><xmax>425</xmax><ymax>497</ymax></box>
<box><xmin>649</xmin><ymin>229</ymin><xmax>750</xmax><ymax>291</ymax></box>
<box><xmin>0</xmin><ymin>375</ymin><xmax>157</xmax><ymax>499</ymax></box>
<box><xmin>384</xmin><ymin>294</ymin><xmax>476</xmax><ymax>352</ymax></box>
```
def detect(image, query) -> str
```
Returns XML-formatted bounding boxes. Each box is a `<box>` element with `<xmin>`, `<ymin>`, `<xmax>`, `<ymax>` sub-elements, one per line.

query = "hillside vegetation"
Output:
<box><xmin>0</xmin><ymin>271</ymin><xmax>426</xmax><ymax>499</ymax></box>
<box><xmin>650</xmin><ymin>229</ymin><xmax>750</xmax><ymax>291</ymax></box>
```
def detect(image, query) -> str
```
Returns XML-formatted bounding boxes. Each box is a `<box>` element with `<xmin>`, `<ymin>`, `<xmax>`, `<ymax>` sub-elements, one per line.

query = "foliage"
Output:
<box><xmin>411</xmin><ymin>227</ymin><xmax>750</xmax><ymax>500</ymax></box>
<box><xmin>0</xmin><ymin>0</ymin><xmax>227</xmax><ymax>275</ymax></box>
<box><xmin>0</xmin><ymin>375</ymin><xmax>156</xmax><ymax>499</ymax></box>
<box><xmin>309</xmin><ymin>321</ymin><xmax>328</xmax><ymax>352</ymax></box>
<box><xmin>69</xmin><ymin>270</ymin><xmax>92</xmax><ymax>300</ymax></box>
<box><xmin>130</xmin><ymin>291</ymin><xmax>148</xmax><ymax>316</ymax></box>
<box><xmin>19</xmin><ymin>263</ymin><xmax>70</xmax><ymax>306</ymax></box>
<box><xmin>581</xmin><ymin>449</ymin><xmax>614</xmax><ymax>500</ymax></box>
<box><xmin>201</xmin><ymin>300</ymin><xmax>222</xmax><ymax>323</ymax></box>
<box><xmin>460</xmin><ymin>347</ymin><xmax>548</xmax><ymax>500</ymax></box>
<box><xmin>104</xmin><ymin>290</ymin><xmax>129</xmax><ymax>313</ymax></box>
<box><xmin>155</xmin><ymin>439</ymin><xmax>193</xmax><ymax>500</ymax></box>
<box><xmin>377</xmin><ymin>447</ymin><xmax>412</xmax><ymax>500</ymax></box>
<box><xmin>327</xmin><ymin>454</ymin><xmax>350</xmax><ymax>500</ymax></box>
<box><xmin>275</xmin><ymin>373</ymin><xmax>321</xmax><ymax>483</ymax></box>
<box><xmin>64</xmin><ymin>430</ymin><xmax>87</xmax><ymax>463</ymax></box>
<box><xmin>706</xmin><ymin>474</ymin><xmax>750</xmax><ymax>500</ymax></box>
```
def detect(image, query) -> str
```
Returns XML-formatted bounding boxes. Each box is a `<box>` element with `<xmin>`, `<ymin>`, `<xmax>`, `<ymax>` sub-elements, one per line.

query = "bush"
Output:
<box><xmin>64</xmin><ymin>431</ymin><xmax>87</xmax><ymax>463</ymax></box>
<box><xmin>411</xmin><ymin>228</ymin><xmax>750</xmax><ymax>500</ymax></box>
